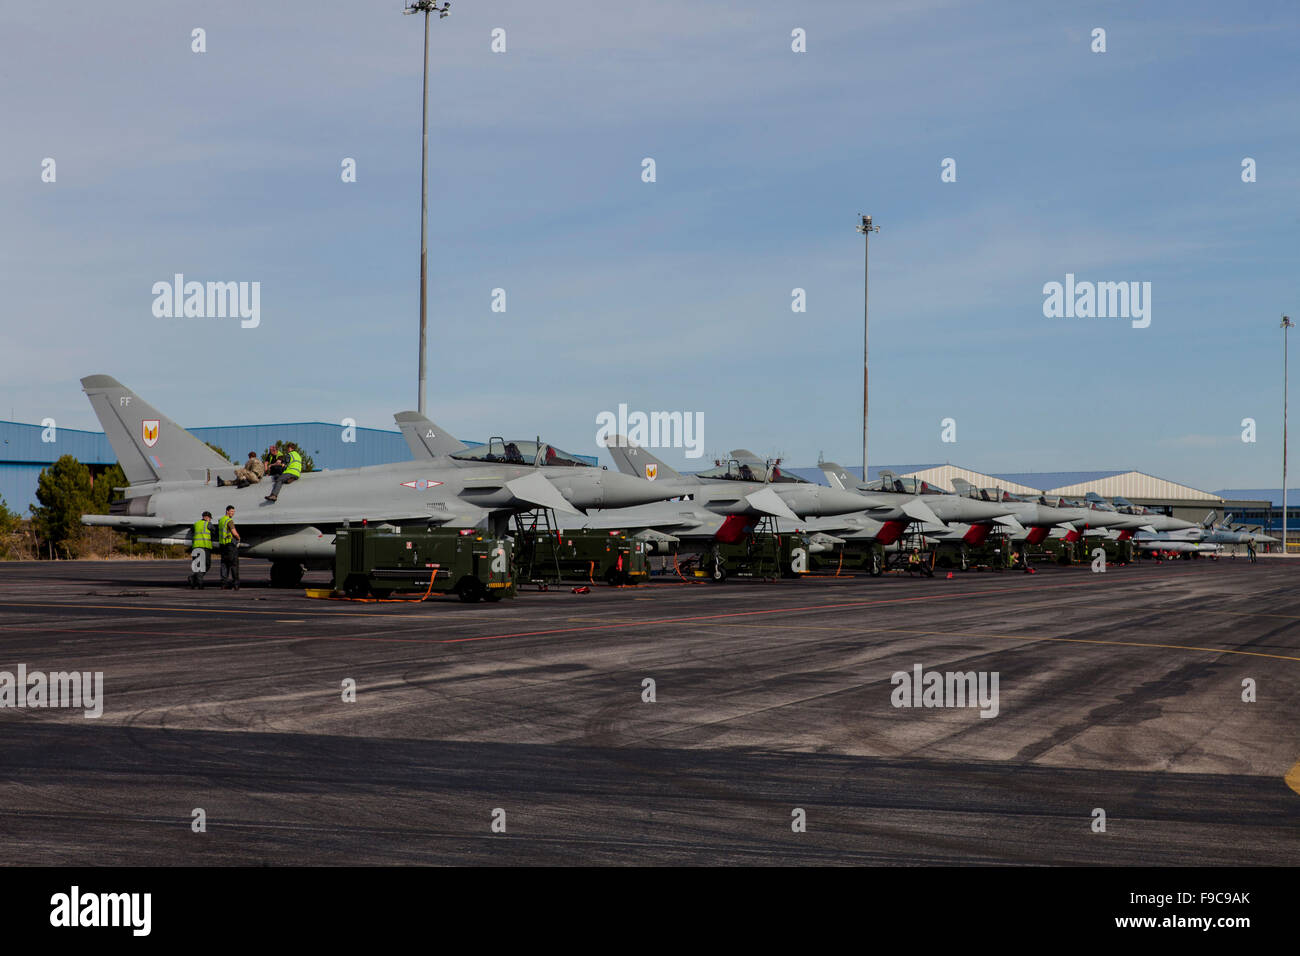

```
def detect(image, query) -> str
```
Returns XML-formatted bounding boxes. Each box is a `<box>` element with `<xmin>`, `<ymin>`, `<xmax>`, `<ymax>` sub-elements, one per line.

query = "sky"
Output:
<box><xmin>2</xmin><ymin>0</ymin><xmax>1297</xmax><ymax>490</ymax></box>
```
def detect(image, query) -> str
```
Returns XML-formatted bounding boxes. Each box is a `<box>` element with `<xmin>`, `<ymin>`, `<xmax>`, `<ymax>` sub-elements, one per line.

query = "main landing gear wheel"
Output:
<box><xmin>270</xmin><ymin>560</ymin><xmax>304</xmax><ymax>588</ymax></box>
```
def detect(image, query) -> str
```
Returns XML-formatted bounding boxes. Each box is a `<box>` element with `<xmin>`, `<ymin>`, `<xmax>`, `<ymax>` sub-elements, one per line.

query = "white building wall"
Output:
<box><xmin>899</xmin><ymin>465</ymin><xmax>1042</xmax><ymax>496</ymax></box>
<box><xmin>1046</xmin><ymin>472</ymin><xmax>1222</xmax><ymax>502</ymax></box>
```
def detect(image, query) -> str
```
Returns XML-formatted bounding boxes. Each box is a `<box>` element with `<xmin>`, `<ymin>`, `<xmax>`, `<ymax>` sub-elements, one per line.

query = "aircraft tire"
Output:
<box><xmin>270</xmin><ymin>560</ymin><xmax>304</xmax><ymax>589</ymax></box>
<box><xmin>457</xmin><ymin>577</ymin><xmax>484</xmax><ymax>602</ymax></box>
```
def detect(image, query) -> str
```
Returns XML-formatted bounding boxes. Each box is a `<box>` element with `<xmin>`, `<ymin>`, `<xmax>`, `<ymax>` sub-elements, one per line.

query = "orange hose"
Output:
<box><xmin>328</xmin><ymin>568</ymin><xmax>439</xmax><ymax>603</ymax></box>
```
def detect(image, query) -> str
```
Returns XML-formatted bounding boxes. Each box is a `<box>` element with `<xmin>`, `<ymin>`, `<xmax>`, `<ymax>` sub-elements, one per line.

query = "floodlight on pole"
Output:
<box><xmin>403</xmin><ymin>0</ymin><xmax>450</xmax><ymax>415</ymax></box>
<box><xmin>856</xmin><ymin>214</ymin><xmax>879</xmax><ymax>483</ymax></box>
<box><xmin>1284</xmin><ymin>314</ymin><xmax>1293</xmax><ymax>553</ymax></box>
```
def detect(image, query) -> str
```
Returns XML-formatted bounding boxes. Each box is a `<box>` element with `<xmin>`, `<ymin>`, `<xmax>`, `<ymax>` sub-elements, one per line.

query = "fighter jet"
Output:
<box><xmin>948</xmin><ymin>478</ymin><xmax>1088</xmax><ymax>546</ymax></box>
<box><xmin>393</xmin><ymin>414</ymin><xmax>739</xmax><ymax>550</ymax></box>
<box><xmin>605</xmin><ymin>440</ymin><xmax>886</xmax><ymax>521</ymax></box>
<box><xmin>1089</xmin><ymin>494</ymin><xmax>1196</xmax><ymax>533</ymax></box>
<box><xmin>1136</xmin><ymin>539</ymin><xmax>1222</xmax><ymax>555</ymax></box>
<box><xmin>817</xmin><ymin>462</ymin><xmax>1024</xmax><ymax>546</ymax></box>
<box><xmin>1136</xmin><ymin>511</ymin><xmax>1276</xmax><ymax>548</ymax></box>
<box><xmin>78</xmin><ymin>376</ymin><xmax>680</xmax><ymax>586</ymax></box>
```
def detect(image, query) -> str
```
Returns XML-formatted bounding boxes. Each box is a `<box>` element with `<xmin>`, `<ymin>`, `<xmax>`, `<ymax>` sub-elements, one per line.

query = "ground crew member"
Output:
<box><xmin>227</xmin><ymin>451</ymin><xmax>266</xmax><ymax>488</ymax></box>
<box><xmin>907</xmin><ymin>548</ymin><xmax>921</xmax><ymax>573</ymax></box>
<box><xmin>188</xmin><ymin>510</ymin><xmax>213</xmax><ymax>589</ymax></box>
<box><xmin>218</xmin><ymin>505</ymin><xmax>241</xmax><ymax>589</ymax></box>
<box><xmin>265</xmin><ymin>447</ymin><xmax>303</xmax><ymax>502</ymax></box>
<box><xmin>1248</xmin><ymin>539</ymin><xmax>1257</xmax><ymax>563</ymax></box>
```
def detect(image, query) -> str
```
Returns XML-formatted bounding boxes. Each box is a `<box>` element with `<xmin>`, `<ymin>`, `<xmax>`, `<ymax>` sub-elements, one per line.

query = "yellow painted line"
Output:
<box><xmin>1286</xmin><ymin>762</ymin><xmax>1300</xmax><ymax>796</ymax></box>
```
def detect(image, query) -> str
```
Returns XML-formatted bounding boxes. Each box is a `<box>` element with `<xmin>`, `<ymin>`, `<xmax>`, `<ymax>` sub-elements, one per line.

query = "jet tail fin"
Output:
<box><xmin>950</xmin><ymin>477</ymin><xmax>973</xmax><ymax>496</ymax></box>
<box><xmin>394</xmin><ymin>411</ymin><xmax>467</xmax><ymax>460</ymax></box>
<box><xmin>602</xmin><ymin>435</ymin><xmax>681</xmax><ymax>481</ymax></box>
<box><xmin>80</xmin><ymin>375</ymin><xmax>231</xmax><ymax>484</ymax></box>
<box><xmin>818</xmin><ymin>461</ymin><xmax>856</xmax><ymax>490</ymax></box>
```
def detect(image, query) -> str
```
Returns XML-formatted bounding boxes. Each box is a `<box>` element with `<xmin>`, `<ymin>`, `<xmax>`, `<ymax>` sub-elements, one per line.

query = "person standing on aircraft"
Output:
<box><xmin>218</xmin><ymin>505</ymin><xmax>241</xmax><ymax>589</ymax></box>
<box><xmin>188</xmin><ymin>510</ymin><xmax>213</xmax><ymax>589</ymax></box>
<box><xmin>264</xmin><ymin>447</ymin><xmax>303</xmax><ymax>503</ymax></box>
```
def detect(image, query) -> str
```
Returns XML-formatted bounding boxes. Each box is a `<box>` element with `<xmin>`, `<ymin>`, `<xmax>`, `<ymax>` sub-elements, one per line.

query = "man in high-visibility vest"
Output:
<box><xmin>217</xmin><ymin>505</ymin><xmax>241</xmax><ymax>590</ymax></box>
<box><xmin>264</xmin><ymin>447</ymin><xmax>303</xmax><ymax>503</ymax></box>
<box><xmin>188</xmin><ymin>510</ymin><xmax>214</xmax><ymax>589</ymax></box>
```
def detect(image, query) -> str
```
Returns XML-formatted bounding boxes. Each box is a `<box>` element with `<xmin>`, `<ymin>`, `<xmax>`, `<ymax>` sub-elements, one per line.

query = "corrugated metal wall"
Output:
<box><xmin>1046</xmin><ymin>472</ymin><xmax>1222</xmax><ymax>502</ymax></box>
<box><xmin>902</xmin><ymin>465</ymin><xmax>1042</xmax><ymax>496</ymax></box>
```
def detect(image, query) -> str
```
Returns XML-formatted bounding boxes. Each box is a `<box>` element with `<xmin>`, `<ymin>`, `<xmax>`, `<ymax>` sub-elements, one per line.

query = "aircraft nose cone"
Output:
<box><xmin>1160</xmin><ymin>517</ymin><xmax>1197</xmax><ymax>531</ymax></box>
<box><xmin>1035</xmin><ymin>505</ymin><xmax>1075</xmax><ymax>526</ymax></box>
<box><xmin>807</xmin><ymin>487</ymin><xmax>876</xmax><ymax>516</ymax></box>
<box><xmin>936</xmin><ymin>497</ymin><xmax>1012</xmax><ymax>522</ymax></box>
<box><xmin>591</xmin><ymin>471</ymin><xmax>682</xmax><ymax>509</ymax></box>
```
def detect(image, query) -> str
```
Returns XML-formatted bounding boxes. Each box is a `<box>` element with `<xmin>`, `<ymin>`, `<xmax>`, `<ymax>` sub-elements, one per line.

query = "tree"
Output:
<box><xmin>0</xmin><ymin>496</ymin><xmax>33</xmax><ymax>560</ymax></box>
<box><xmin>0</xmin><ymin>496</ymin><xmax>18</xmax><ymax>534</ymax></box>
<box><xmin>31</xmin><ymin>455</ymin><xmax>96</xmax><ymax>557</ymax></box>
<box><xmin>263</xmin><ymin>440</ymin><xmax>315</xmax><ymax>473</ymax></box>
<box><xmin>91</xmin><ymin>463</ymin><xmax>127</xmax><ymax>513</ymax></box>
<box><xmin>204</xmin><ymin>441</ymin><xmax>232</xmax><ymax>463</ymax></box>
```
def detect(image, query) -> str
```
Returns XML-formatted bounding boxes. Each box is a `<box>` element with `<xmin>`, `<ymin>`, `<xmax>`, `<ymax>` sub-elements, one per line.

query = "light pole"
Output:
<box><xmin>403</xmin><ymin>1</ymin><xmax>450</xmax><ymax>415</ymax></box>
<box><xmin>1284</xmin><ymin>314</ymin><xmax>1293</xmax><ymax>553</ymax></box>
<box><xmin>857</xmin><ymin>214</ymin><xmax>879</xmax><ymax>483</ymax></box>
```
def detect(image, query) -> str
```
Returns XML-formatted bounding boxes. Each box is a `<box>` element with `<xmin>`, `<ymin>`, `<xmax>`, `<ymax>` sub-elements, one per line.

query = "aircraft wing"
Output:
<box><xmin>744</xmin><ymin>486</ymin><xmax>800</xmax><ymax>520</ymax></box>
<box><xmin>995</xmin><ymin>514</ymin><xmax>1026</xmax><ymax>535</ymax></box>
<box><xmin>900</xmin><ymin>498</ymin><xmax>943</xmax><ymax>526</ymax></box>
<box><xmin>505</xmin><ymin>471</ymin><xmax>582</xmax><ymax>515</ymax></box>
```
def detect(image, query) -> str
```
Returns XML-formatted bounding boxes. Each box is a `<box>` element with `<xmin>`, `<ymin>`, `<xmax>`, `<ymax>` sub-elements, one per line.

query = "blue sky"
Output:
<box><xmin>2</xmin><ymin>0</ymin><xmax>1296</xmax><ymax>490</ymax></box>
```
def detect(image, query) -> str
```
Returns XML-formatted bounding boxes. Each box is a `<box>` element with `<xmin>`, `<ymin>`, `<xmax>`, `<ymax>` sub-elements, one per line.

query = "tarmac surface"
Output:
<box><xmin>0</xmin><ymin>557</ymin><xmax>1296</xmax><ymax>865</ymax></box>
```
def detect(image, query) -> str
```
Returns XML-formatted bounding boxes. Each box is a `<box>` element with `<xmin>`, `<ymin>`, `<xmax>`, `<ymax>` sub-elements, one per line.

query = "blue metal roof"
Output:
<box><xmin>1214</xmin><ymin>489</ymin><xmax>1300</xmax><ymax>508</ymax></box>
<box><xmin>0</xmin><ymin>420</ymin><xmax>115</xmax><ymax>466</ymax></box>
<box><xmin>783</xmin><ymin>464</ymin><xmax>946</xmax><ymax>486</ymax></box>
<box><xmin>989</xmin><ymin>470</ymin><xmax>1128</xmax><ymax>491</ymax></box>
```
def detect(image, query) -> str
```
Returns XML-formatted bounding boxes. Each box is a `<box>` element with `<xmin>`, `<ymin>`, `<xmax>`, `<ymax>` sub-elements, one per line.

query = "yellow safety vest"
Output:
<box><xmin>192</xmin><ymin>519</ymin><xmax>213</xmax><ymax>549</ymax></box>
<box><xmin>218</xmin><ymin>515</ymin><xmax>234</xmax><ymax>545</ymax></box>
<box><xmin>284</xmin><ymin>450</ymin><xmax>303</xmax><ymax>479</ymax></box>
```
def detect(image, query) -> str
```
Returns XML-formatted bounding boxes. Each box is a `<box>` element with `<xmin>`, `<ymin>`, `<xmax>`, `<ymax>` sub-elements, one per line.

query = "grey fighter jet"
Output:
<box><xmin>948</xmin><ymin>478</ymin><xmax>1088</xmax><ymax>546</ymax></box>
<box><xmin>394</xmin><ymin>413</ymin><xmax>740</xmax><ymax>550</ymax></box>
<box><xmin>1136</xmin><ymin>511</ymin><xmax>1277</xmax><ymax>548</ymax></box>
<box><xmin>1091</xmin><ymin>494</ymin><xmax>1196</xmax><ymax>533</ymax></box>
<box><xmin>78</xmin><ymin>376</ymin><xmax>679</xmax><ymax>586</ymax></box>
<box><xmin>817</xmin><ymin>462</ymin><xmax>1020</xmax><ymax>547</ymax></box>
<box><xmin>605</xmin><ymin>440</ymin><xmax>883</xmax><ymax>521</ymax></box>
